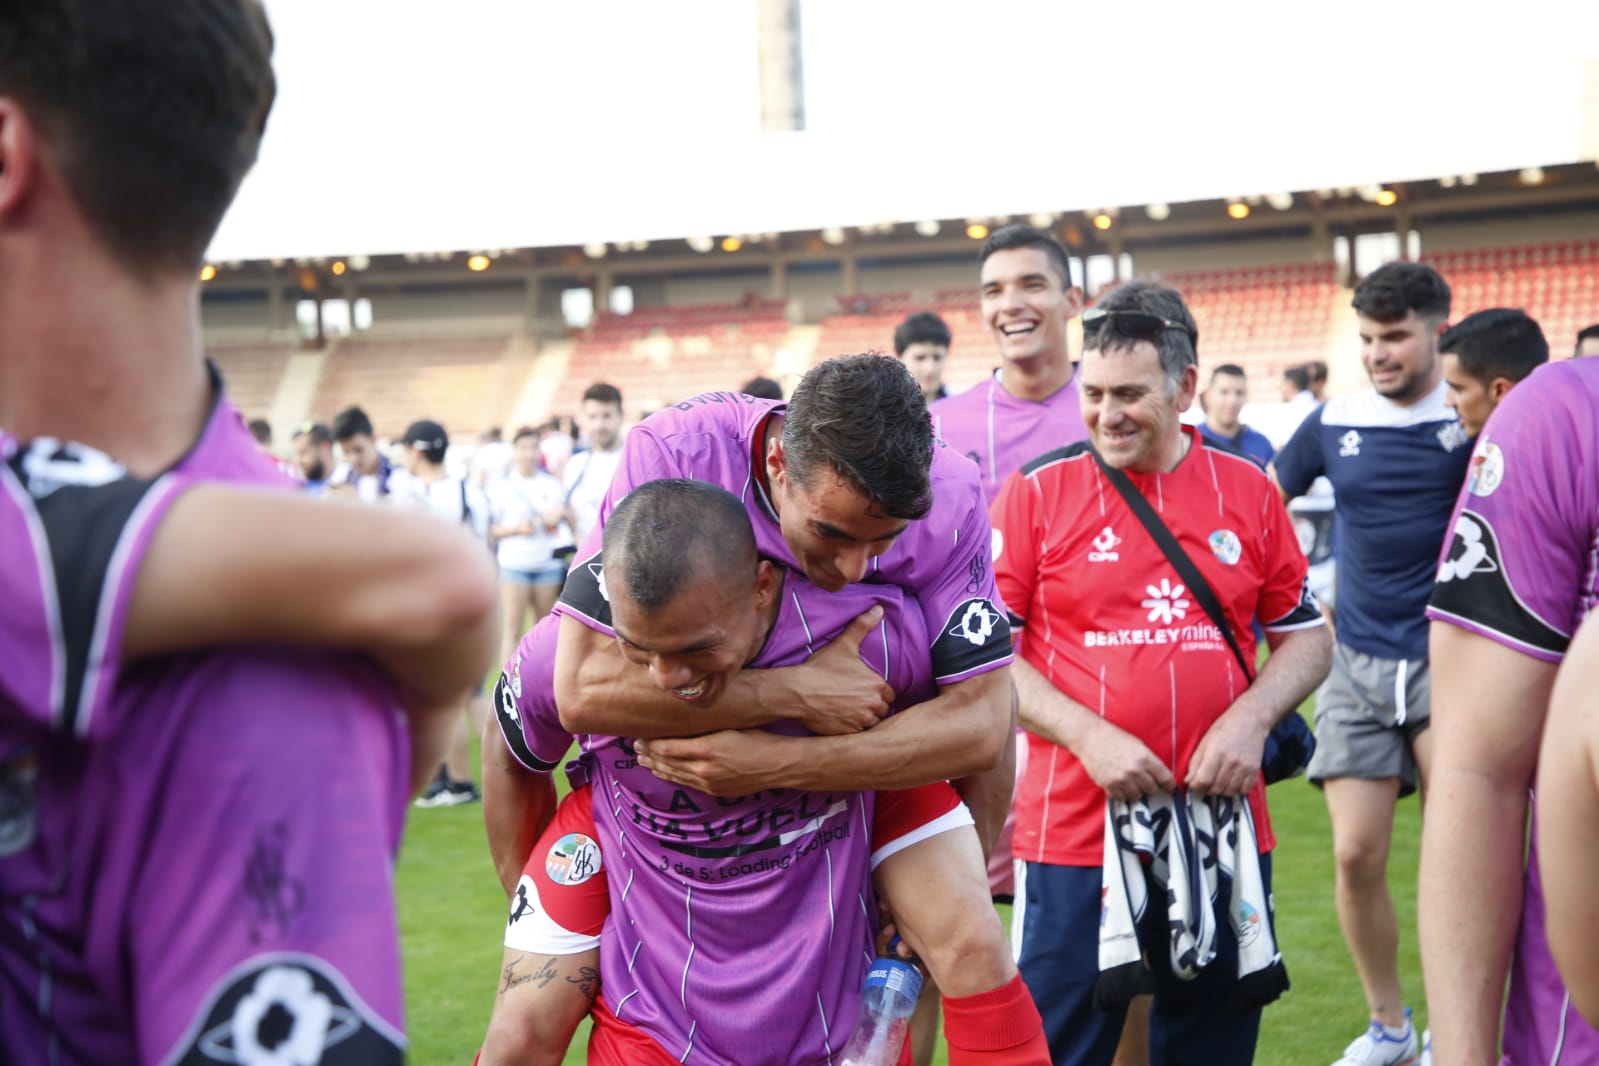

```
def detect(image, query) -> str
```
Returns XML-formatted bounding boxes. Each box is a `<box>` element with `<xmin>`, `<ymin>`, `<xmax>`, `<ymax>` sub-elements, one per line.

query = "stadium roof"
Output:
<box><xmin>210</xmin><ymin>0</ymin><xmax>1599</xmax><ymax>262</ymax></box>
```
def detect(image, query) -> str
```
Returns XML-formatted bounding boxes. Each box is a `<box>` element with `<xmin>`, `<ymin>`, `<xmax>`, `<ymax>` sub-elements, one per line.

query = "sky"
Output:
<box><xmin>208</xmin><ymin>0</ymin><xmax>1599</xmax><ymax>261</ymax></box>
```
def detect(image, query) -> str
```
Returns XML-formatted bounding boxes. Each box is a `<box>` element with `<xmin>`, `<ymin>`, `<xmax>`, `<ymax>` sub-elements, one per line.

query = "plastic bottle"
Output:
<box><xmin>839</xmin><ymin>957</ymin><xmax>924</xmax><ymax>1066</ymax></box>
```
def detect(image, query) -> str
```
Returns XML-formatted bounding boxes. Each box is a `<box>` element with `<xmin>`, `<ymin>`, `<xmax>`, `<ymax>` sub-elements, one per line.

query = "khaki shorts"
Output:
<box><xmin>1307</xmin><ymin>643</ymin><xmax>1430</xmax><ymax>797</ymax></box>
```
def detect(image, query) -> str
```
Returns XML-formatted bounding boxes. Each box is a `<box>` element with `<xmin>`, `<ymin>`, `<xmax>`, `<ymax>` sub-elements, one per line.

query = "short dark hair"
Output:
<box><xmin>1305</xmin><ymin>360</ymin><xmax>1328</xmax><ymax>386</ymax></box>
<box><xmin>739</xmin><ymin>376</ymin><xmax>784</xmax><ymax>401</ymax></box>
<box><xmin>978</xmin><ymin>225</ymin><xmax>1074</xmax><ymax>291</ymax></box>
<box><xmin>604</xmin><ymin>479</ymin><xmax>756</xmax><ymax>611</ymax></box>
<box><xmin>1084</xmin><ymin>280</ymin><xmax>1199</xmax><ymax>389</ymax></box>
<box><xmin>1438</xmin><ymin>308</ymin><xmax>1549</xmax><ymax>387</ymax></box>
<box><xmin>1352</xmin><ymin>262</ymin><xmax>1452</xmax><ymax>323</ymax></box>
<box><xmin>247</xmin><ymin>417</ymin><xmax>272</xmax><ymax>445</ymax></box>
<box><xmin>1209</xmin><ymin>363</ymin><xmax>1247</xmax><ymax>383</ymax></box>
<box><xmin>512</xmin><ymin>425</ymin><xmax>539</xmax><ymax>444</ymax></box>
<box><xmin>783</xmin><ymin>355</ymin><xmax>933</xmax><ymax>521</ymax></box>
<box><xmin>1282</xmin><ymin>365</ymin><xmax>1311</xmax><ymax>392</ymax></box>
<box><xmin>893</xmin><ymin>311</ymin><xmax>952</xmax><ymax>355</ymax></box>
<box><xmin>293</xmin><ymin>421</ymin><xmax>331</xmax><ymax>446</ymax></box>
<box><xmin>1576</xmin><ymin>323</ymin><xmax>1599</xmax><ymax>353</ymax></box>
<box><xmin>331</xmin><ymin>406</ymin><xmax>374</xmax><ymax>443</ymax></box>
<box><xmin>582</xmin><ymin>382</ymin><xmax>623</xmax><ymax>410</ymax></box>
<box><xmin>0</xmin><ymin>0</ymin><xmax>277</xmax><ymax>275</ymax></box>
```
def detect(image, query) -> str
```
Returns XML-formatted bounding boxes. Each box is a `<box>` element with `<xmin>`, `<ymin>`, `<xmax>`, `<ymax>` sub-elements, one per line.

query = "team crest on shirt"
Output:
<box><xmin>1438</xmin><ymin>421</ymin><xmax>1471</xmax><ymax>453</ymax></box>
<box><xmin>1208</xmin><ymin>529</ymin><xmax>1242</xmax><ymax>566</ymax></box>
<box><xmin>0</xmin><ymin>748</ymin><xmax>38</xmax><ymax>857</ymax></box>
<box><xmin>546</xmin><ymin>832</ymin><xmax>603</xmax><ymax>886</ymax></box>
<box><xmin>1338</xmin><ymin>430</ymin><xmax>1362</xmax><ymax>458</ymax></box>
<box><xmin>170</xmin><ymin>954</ymin><xmax>403</xmax><ymax>1065</ymax></box>
<box><xmin>1466</xmin><ymin>440</ymin><xmax>1504</xmax><ymax>497</ymax></box>
<box><xmin>1236</xmin><ymin>900</ymin><xmax>1263</xmax><ymax>948</ymax></box>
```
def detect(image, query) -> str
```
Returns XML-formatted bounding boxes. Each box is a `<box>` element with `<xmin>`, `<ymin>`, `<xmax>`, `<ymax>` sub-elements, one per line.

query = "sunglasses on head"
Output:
<box><xmin>1082</xmin><ymin>307</ymin><xmax>1199</xmax><ymax>346</ymax></box>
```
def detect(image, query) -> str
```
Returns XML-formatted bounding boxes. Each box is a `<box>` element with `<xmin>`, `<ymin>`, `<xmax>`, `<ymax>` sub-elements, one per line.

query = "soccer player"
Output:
<box><xmin>330</xmin><ymin>404</ymin><xmax>395</xmax><ymax>500</ymax></box>
<box><xmin>1437</xmin><ymin>308</ymin><xmax>1549</xmax><ymax>438</ymax></box>
<box><xmin>1274</xmin><ymin>261</ymin><xmax>1470</xmax><ymax>1065</ymax></box>
<box><xmin>894</xmin><ymin>310</ymin><xmax>953</xmax><ymax>403</ymax></box>
<box><xmin>931</xmin><ymin>225</ymin><xmax>1088</xmax><ymax>503</ymax></box>
<box><xmin>0</xmin><ymin>2</ymin><xmax>498</xmax><ymax>1060</ymax></box>
<box><xmin>993</xmin><ymin>280</ymin><xmax>1329</xmax><ymax>1065</ymax></box>
<box><xmin>563</xmin><ymin>382</ymin><xmax>626</xmax><ymax>543</ymax></box>
<box><xmin>1419</xmin><ymin>353</ymin><xmax>1599</xmax><ymax>1063</ymax></box>
<box><xmin>1199</xmin><ymin>363</ymin><xmax>1275</xmax><ymax>468</ymax></box>
<box><xmin>481</xmin><ymin>480</ymin><xmax>1048</xmax><ymax>1065</ymax></box>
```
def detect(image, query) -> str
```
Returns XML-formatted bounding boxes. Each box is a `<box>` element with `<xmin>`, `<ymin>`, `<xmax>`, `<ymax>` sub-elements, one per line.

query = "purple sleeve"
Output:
<box><xmin>915</xmin><ymin>454</ymin><xmax>1014</xmax><ymax>685</ymax></box>
<box><xmin>492</xmin><ymin>616</ymin><xmax>573</xmax><ymax>772</ymax></box>
<box><xmin>1427</xmin><ymin>363</ymin><xmax>1599</xmax><ymax>661</ymax></box>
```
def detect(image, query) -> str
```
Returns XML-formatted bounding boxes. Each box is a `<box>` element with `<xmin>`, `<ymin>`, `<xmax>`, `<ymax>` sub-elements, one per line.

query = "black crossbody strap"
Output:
<box><xmin>1090</xmin><ymin>448</ymin><xmax>1255</xmax><ymax>682</ymax></box>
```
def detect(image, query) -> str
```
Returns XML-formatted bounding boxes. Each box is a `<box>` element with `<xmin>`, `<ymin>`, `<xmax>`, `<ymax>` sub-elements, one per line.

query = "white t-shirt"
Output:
<box><xmin>471</xmin><ymin>440</ymin><xmax>514</xmax><ymax>488</ymax></box>
<box><xmin>395</xmin><ymin>474</ymin><xmax>490</xmax><ymax>540</ymax></box>
<box><xmin>488</xmin><ymin>471</ymin><xmax>574</xmax><ymax>571</ymax></box>
<box><xmin>561</xmin><ymin>446</ymin><xmax>623</xmax><ymax>544</ymax></box>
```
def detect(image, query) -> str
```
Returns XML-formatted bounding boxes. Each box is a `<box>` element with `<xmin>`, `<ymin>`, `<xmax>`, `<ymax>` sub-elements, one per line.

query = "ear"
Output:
<box><xmin>751</xmin><ymin>559</ymin><xmax>777</xmax><ymax>609</ymax></box>
<box><xmin>0</xmin><ymin>98</ymin><xmax>40</xmax><ymax>223</ymax></box>
<box><xmin>1174</xmin><ymin>364</ymin><xmax>1200</xmax><ymax>413</ymax></box>
<box><xmin>765</xmin><ymin>434</ymin><xmax>787</xmax><ymax>488</ymax></box>
<box><xmin>1488</xmin><ymin>376</ymin><xmax>1515</xmax><ymax>404</ymax></box>
<box><xmin>1064</xmin><ymin>286</ymin><xmax>1086</xmax><ymax>319</ymax></box>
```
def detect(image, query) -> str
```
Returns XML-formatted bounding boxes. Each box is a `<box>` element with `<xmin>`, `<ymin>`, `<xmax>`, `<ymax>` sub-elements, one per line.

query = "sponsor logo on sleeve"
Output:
<box><xmin>169</xmin><ymin>954</ymin><xmax>403</xmax><ymax>1065</ymax></box>
<box><xmin>947</xmin><ymin>599</ymin><xmax>1002</xmax><ymax>647</ymax></box>
<box><xmin>1436</xmin><ymin>514</ymin><xmax>1499</xmax><ymax>584</ymax></box>
<box><xmin>1466</xmin><ymin>440</ymin><xmax>1504</xmax><ymax>498</ymax></box>
<box><xmin>545</xmin><ymin>833</ymin><xmax>603</xmax><ymax>886</ymax></box>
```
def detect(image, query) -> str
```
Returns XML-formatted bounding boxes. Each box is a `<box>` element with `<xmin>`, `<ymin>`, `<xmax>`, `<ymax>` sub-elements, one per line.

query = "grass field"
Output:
<box><xmin>396</xmin><ymin>712</ymin><xmax>1427</xmax><ymax>1065</ymax></box>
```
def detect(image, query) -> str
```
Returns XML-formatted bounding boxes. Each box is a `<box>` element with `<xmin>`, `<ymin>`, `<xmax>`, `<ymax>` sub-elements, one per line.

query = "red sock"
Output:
<box><xmin>941</xmin><ymin>972</ymin><xmax>1053</xmax><ymax>1065</ymax></box>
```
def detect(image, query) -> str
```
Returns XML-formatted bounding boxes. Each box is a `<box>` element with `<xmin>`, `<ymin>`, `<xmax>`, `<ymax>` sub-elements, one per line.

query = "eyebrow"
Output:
<box><xmin>613</xmin><ymin>626</ymin><xmax>718</xmax><ymax>656</ymax></box>
<box><xmin>811</xmin><ymin>519</ymin><xmax>909</xmax><ymax>543</ymax></box>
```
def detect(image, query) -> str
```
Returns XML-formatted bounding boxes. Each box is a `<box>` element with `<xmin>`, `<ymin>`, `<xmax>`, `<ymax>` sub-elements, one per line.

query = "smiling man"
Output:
<box><xmin>992</xmin><ymin>280</ymin><xmax>1329</xmax><ymax>1065</ymax></box>
<box><xmin>1273</xmin><ymin>260</ymin><xmax>1471</xmax><ymax>1066</ymax></box>
<box><xmin>1437</xmin><ymin>308</ymin><xmax>1549</xmax><ymax>438</ymax></box>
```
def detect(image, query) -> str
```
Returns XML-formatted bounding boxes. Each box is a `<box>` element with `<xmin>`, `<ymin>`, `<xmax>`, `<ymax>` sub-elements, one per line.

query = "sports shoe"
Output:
<box><xmin>420</xmin><ymin>780</ymin><xmax>481</xmax><ymax>808</ymax></box>
<box><xmin>1418</xmin><ymin>1028</ymin><xmax>1431</xmax><ymax>1066</ymax></box>
<box><xmin>413</xmin><ymin>768</ymin><xmax>452</xmax><ymax>809</ymax></box>
<box><xmin>1331</xmin><ymin>1010</ymin><xmax>1418</xmax><ymax>1066</ymax></box>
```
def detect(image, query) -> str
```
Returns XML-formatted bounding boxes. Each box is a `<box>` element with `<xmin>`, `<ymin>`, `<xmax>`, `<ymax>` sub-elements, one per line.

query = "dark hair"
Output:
<box><xmin>1438</xmin><ymin>308</ymin><xmax>1549</xmax><ymax>387</ymax></box>
<box><xmin>331</xmin><ymin>405</ymin><xmax>374</xmax><ymax>443</ymax></box>
<box><xmin>0</xmin><ymin>0</ymin><xmax>276</xmax><ymax>275</ymax></box>
<box><xmin>247</xmin><ymin>417</ymin><xmax>272</xmax><ymax>445</ymax></box>
<box><xmin>293</xmin><ymin>421</ymin><xmax>331</xmax><ymax>446</ymax></box>
<box><xmin>739</xmin><ymin>376</ymin><xmax>784</xmax><ymax>401</ymax></box>
<box><xmin>783</xmin><ymin>355</ymin><xmax>933</xmax><ymax>521</ymax></box>
<box><xmin>893</xmin><ymin>311</ymin><xmax>952</xmax><ymax>355</ymax></box>
<box><xmin>603</xmin><ymin>479</ymin><xmax>756</xmax><ymax>610</ymax></box>
<box><xmin>1576</xmin><ymin>323</ymin><xmax>1599</xmax><ymax>353</ymax></box>
<box><xmin>1282</xmin><ymin>365</ymin><xmax>1311</xmax><ymax>392</ymax></box>
<box><xmin>1209</xmin><ymin>363</ymin><xmax>1247</xmax><ymax>383</ymax></box>
<box><xmin>1352</xmin><ymin>262</ymin><xmax>1452</xmax><ymax>323</ymax></box>
<box><xmin>512</xmin><ymin>425</ymin><xmax>539</xmax><ymax>444</ymax></box>
<box><xmin>978</xmin><ymin>225</ymin><xmax>1074</xmax><ymax>291</ymax></box>
<box><xmin>582</xmin><ymin>382</ymin><xmax>623</xmax><ymax>410</ymax></box>
<box><xmin>1084</xmin><ymin>280</ymin><xmax>1199</xmax><ymax>389</ymax></box>
<box><xmin>1305</xmin><ymin>360</ymin><xmax>1328</xmax><ymax>386</ymax></box>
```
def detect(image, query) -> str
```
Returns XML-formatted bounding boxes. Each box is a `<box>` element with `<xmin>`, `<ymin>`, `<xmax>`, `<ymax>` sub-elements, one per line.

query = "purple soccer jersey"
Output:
<box><xmin>553</xmin><ymin>391</ymin><xmax>1012</xmax><ymax>686</ymax></box>
<box><xmin>0</xmin><ymin>367</ymin><xmax>411</xmax><ymax>1065</ymax></box>
<box><xmin>496</xmin><ymin>575</ymin><xmax>937</xmax><ymax>1064</ymax></box>
<box><xmin>930</xmin><ymin>368</ymin><xmax>1088</xmax><ymax>504</ymax></box>
<box><xmin>1426</xmin><ymin>357</ymin><xmax>1599</xmax><ymax>1063</ymax></box>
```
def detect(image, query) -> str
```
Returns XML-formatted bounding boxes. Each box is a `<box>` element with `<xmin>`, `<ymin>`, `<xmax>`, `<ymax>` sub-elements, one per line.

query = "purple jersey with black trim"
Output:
<box><xmin>1426</xmin><ymin>357</ymin><xmax>1599</xmax><ymax>1064</ymax></box>
<box><xmin>496</xmin><ymin>576</ymin><xmax>936</xmax><ymax>1065</ymax></box>
<box><xmin>930</xmin><ymin>368</ymin><xmax>1088</xmax><ymax>503</ymax></box>
<box><xmin>0</xmin><ymin>367</ymin><xmax>410</xmax><ymax>1065</ymax></box>
<box><xmin>554</xmin><ymin>392</ymin><xmax>1012</xmax><ymax>686</ymax></box>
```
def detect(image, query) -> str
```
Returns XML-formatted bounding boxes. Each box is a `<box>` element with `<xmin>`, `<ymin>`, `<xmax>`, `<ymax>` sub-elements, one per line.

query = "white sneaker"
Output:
<box><xmin>1418</xmin><ymin>1029</ymin><xmax>1432</xmax><ymax>1066</ymax></box>
<box><xmin>1331</xmin><ymin>1016</ymin><xmax>1419</xmax><ymax>1066</ymax></box>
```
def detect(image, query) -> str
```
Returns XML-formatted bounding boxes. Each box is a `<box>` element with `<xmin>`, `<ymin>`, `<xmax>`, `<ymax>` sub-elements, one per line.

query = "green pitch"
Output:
<box><xmin>396</xmin><ymin>712</ymin><xmax>1426</xmax><ymax>1065</ymax></box>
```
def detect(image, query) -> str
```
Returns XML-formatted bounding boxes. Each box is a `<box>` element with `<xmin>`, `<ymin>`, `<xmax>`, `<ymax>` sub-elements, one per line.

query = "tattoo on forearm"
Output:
<box><xmin>499</xmin><ymin>953</ymin><xmax>602</xmax><ymax>1003</ymax></box>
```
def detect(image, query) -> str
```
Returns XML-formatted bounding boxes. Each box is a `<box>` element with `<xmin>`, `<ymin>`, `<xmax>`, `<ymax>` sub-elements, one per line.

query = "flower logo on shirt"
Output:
<box><xmin>1141</xmin><ymin>579</ymin><xmax>1190</xmax><ymax>624</ymax></box>
<box><xmin>949</xmin><ymin>600</ymin><xmax>1002</xmax><ymax>646</ymax></box>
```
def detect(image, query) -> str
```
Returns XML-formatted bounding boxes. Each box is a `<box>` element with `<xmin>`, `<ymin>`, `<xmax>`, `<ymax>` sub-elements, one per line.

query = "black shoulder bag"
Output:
<box><xmin>1090</xmin><ymin>449</ymin><xmax>1315</xmax><ymax>784</ymax></box>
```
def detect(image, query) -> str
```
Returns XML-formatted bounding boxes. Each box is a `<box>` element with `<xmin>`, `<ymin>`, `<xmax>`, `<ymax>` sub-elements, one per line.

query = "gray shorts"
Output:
<box><xmin>1307</xmin><ymin>643</ymin><xmax>1431</xmax><ymax>797</ymax></box>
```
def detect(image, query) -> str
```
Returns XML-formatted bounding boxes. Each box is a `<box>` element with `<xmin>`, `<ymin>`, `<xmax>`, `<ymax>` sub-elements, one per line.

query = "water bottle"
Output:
<box><xmin>839</xmin><ymin>957</ymin><xmax>924</xmax><ymax>1066</ymax></box>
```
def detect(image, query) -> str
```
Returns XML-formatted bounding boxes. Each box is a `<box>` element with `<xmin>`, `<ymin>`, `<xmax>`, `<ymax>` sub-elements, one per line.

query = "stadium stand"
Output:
<box><xmin>310</xmin><ymin>331</ymin><xmax>519</xmax><ymax>439</ymax></box>
<box><xmin>1423</xmin><ymin>240</ymin><xmax>1599</xmax><ymax>352</ymax></box>
<box><xmin>207</xmin><ymin>340</ymin><xmax>294</xmax><ymax>422</ymax></box>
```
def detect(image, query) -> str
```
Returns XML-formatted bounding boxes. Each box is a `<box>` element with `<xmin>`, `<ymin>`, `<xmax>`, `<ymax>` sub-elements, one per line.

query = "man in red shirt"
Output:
<box><xmin>992</xmin><ymin>280</ymin><xmax>1331</xmax><ymax>1065</ymax></box>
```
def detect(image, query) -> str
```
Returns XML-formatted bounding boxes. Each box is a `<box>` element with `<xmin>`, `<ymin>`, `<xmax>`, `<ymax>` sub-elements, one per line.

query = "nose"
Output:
<box><xmin>649</xmin><ymin>656</ymin><xmax>693</xmax><ymax>691</ymax></box>
<box><xmin>832</xmin><ymin>544</ymin><xmax>875</xmax><ymax>585</ymax></box>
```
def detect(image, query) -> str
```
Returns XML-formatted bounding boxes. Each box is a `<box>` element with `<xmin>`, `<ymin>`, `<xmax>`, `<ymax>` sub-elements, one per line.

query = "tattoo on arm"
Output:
<box><xmin>499</xmin><ymin>953</ymin><xmax>602</xmax><ymax>1004</ymax></box>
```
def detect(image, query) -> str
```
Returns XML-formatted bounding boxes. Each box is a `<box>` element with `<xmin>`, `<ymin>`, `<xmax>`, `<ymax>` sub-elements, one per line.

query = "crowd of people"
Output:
<box><xmin>4</xmin><ymin>4</ymin><xmax>1599</xmax><ymax>1066</ymax></box>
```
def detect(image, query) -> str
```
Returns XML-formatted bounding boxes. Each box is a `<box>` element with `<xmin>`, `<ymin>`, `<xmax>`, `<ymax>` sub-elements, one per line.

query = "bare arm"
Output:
<box><xmin>1012</xmin><ymin>654</ymin><xmax>1175</xmax><ymax>801</ymax></box>
<box><xmin>1536</xmin><ymin>616</ymin><xmax>1599</xmax><ymax>1027</ymax></box>
<box><xmin>554</xmin><ymin>612</ymin><xmax>893</xmax><ymax>738</ymax></box>
<box><xmin>1187</xmin><ymin>626</ymin><xmax>1331</xmax><ymax>796</ymax></box>
<box><xmin>481</xmin><ymin>716</ymin><xmax>560</xmax><ymax>897</ymax></box>
<box><xmin>1418</xmin><ymin>622</ymin><xmax>1557</xmax><ymax>1066</ymax></box>
<box><xmin>633</xmin><ymin>666</ymin><xmax>1012</xmax><ymax>797</ymax></box>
